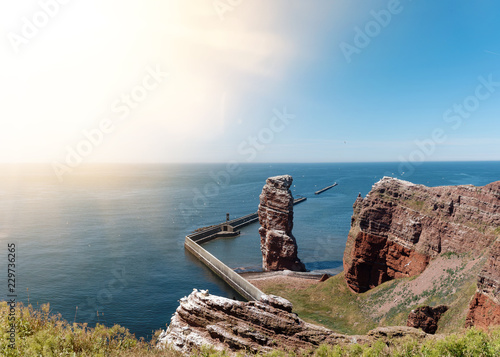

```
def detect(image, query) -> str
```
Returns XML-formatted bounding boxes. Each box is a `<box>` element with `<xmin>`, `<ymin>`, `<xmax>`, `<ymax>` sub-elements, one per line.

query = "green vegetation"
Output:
<box><xmin>301</xmin><ymin>328</ymin><xmax>500</xmax><ymax>357</ymax></box>
<box><xmin>375</xmin><ymin>191</ymin><xmax>429</xmax><ymax>214</ymax></box>
<box><xmin>380</xmin><ymin>258</ymin><xmax>480</xmax><ymax>333</ymax></box>
<box><xmin>405</xmin><ymin>200</ymin><xmax>425</xmax><ymax>211</ymax></box>
<box><xmin>160</xmin><ymin>329</ymin><xmax>500</xmax><ymax>357</ymax></box>
<box><xmin>257</xmin><ymin>273</ymin><xmax>376</xmax><ymax>334</ymax></box>
<box><xmin>1</xmin><ymin>300</ymin><xmax>500</xmax><ymax>356</ymax></box>
<box><xmin>441</xmin><ymin>251</ymin><xmax>459</xmax><ymax>259</ymax></box>
<box><xmin>0</xmin><ymin>301</ymin><xmax>179</xmax><ymax>357</ymax></box>
<box><xmin>258</xmin><ymin>254</ymin><xmax>485</xmax><ymax>335</ymax></box>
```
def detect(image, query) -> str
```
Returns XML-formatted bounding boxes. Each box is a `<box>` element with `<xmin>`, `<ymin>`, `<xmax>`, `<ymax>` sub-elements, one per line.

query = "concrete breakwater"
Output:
<box><xmin>184</xmin><ymin>236</ymin><xmax>264</xmax><ymax>301</ymax></box>
<box><xmin>315</xmin><ymin>182</ymin><xmax>338</xmax><ymax>195</ymax></box>
<box><xmin>184</xmin><ymin>197</ymin><xmax>307</xmax><ymax>301</ymax></box>
<box><xmin>187</xmin><ymin>197</ymin><xmax>307</xmax><ymax>245</ymax></box>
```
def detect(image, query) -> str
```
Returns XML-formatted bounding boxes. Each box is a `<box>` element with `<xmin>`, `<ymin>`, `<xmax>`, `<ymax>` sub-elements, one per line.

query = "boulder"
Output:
<box><xmin>407</xmin><ymin>305</ymin><xmax>449</xmax><ymax>334</ymax></box>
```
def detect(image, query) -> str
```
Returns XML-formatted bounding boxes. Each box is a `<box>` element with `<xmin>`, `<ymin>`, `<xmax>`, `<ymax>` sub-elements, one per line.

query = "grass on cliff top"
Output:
<box><xmin>371</xmin><ymin>253</ymin><xmax>482</xmax><ymax>334</ymax></box>
<box><xmin>258</xmin><ymin>254</ymin><xmax>484</xmax><ymax>336</ymax></box>
<box><xmin>275</xmin><ymin>327</ymin><xmax>500</xmax><ymax>357</ymax></box>
<box><xmin>2</xmin><ymin>300</ymin><xmax>500</xmax><ymax>356</ymax></box>
<box><xmin>258</xmin><ymin>272</ymin><xmax>377</xmax><ymax>335</ymax></box>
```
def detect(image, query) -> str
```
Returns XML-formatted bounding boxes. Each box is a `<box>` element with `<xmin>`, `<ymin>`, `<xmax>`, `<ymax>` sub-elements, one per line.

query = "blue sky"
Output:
<box><xmin>1</xmin><ymin>0</ymin><xmax>499</xmax><ymax>164</ymax></box>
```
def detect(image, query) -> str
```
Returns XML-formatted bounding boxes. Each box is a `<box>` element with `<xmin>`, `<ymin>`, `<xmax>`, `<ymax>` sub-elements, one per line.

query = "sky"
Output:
<box><xmin>1</xmin><ymin>0</ymin><xmax>499</xmax><ymax>165</ymax></box>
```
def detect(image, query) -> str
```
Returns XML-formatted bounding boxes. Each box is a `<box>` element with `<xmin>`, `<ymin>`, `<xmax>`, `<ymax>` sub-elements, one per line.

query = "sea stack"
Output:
<box><xmin>258</xmin><ymin>175</ymin><xmax>306</xmax><ymax>272</ymax></box>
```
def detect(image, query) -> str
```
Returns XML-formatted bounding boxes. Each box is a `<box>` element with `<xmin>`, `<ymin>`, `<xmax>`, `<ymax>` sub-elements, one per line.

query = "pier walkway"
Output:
<box><xmin>184</xmin><ymin>197</ymin><xmax>307</xmax><ymax>301</ymax></box>
<box><xmin>315</xmin><ymin>182</ymin><xmax>338</xmax><ymax>195</ymax></box>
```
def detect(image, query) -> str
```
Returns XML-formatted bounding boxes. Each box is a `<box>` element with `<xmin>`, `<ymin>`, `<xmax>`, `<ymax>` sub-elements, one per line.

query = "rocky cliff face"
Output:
<box><xmin>343</xmin><ymin>177</ymin><xmax>500</xmax><ymax>328</ymax></box>
<box><xmin>466</xmin><ymin>239</ymin><xmax>500</xmax><ymax>328</ymax></box>
<box><xmin>157</xmin><ymin>289</ymin><xmax>432</xmax><ymax>354</ymax></box>
<box><xmin>157</xmin><ymin>289</ymin><xmax>358</xmax><ymax>354</ymax></box>
<box><xmin>258</xmin><ymin>175</ymin><xmax>306</xmax><ymax>271</ymax></box>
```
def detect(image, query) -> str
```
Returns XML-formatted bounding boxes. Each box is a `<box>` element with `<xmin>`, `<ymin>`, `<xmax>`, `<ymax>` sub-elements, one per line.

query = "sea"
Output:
<box><xmin>1</xmin><ymin>162</ymin><xmax>499</xmax><ymax>339</ymax></box>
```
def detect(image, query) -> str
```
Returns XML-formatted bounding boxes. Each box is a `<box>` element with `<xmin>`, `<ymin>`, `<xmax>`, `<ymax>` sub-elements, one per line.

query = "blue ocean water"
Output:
<box><xmin>0</xmin><ymin>162</ymin><xmax>499</xmax><ymax>339</ymax></box>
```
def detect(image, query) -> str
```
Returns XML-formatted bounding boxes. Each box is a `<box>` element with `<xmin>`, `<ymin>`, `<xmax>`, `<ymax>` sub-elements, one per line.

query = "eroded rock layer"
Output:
<box><xmin>343</xmin><ymin>177</ymin><xmax>500</xmax><ymax>329</ymax></box>
<box><xmin>157</xmin><ymin>289</ymin><xmax>358</xmax><ymax>354</ymax></box>
<box><xmin>258</xmin><ymin>175</ymin><xmax>305</xmax><ymax>271</ymax></box>
<box><xmin>466</xmin><ymin>239</ymin><xmax>500</xmax><ymax>328</ymax></box>
<box><xmin>344</xmin><ymin>177</ymin><xmax>500</xmax><ymax>293</ymax></box>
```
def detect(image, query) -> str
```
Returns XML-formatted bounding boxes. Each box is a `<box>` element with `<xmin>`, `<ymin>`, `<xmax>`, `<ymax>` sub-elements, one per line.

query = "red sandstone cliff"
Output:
<box><xmin>258</xmin><ymin>175</ymin><xmax>306</xmax><ymax>272</ymax></box>
<box><xmin>343</xmin><ymin>177</ymin><xmax>500</xmax><ymax>328</ymax></box>
<box><xmin>466</xmin><ymin>239</ymin><xmax>500</xmax><ymax>328</ymax></box>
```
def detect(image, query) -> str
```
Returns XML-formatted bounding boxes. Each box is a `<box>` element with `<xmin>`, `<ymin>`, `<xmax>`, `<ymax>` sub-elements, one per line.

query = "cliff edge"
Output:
<box><xmin>157</xmin><ymin>289</ymin><xmax>430</xmax><ymax>354</ymax></box>
<box><xmin>343</xmin><ymin>177</ymin><xmax>500</xmax><ymax>328</ymax></box>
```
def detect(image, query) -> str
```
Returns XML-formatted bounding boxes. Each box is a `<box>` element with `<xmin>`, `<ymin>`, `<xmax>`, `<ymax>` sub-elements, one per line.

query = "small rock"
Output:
<box><xmin>407</xmin><ymin>305</ymin><xmax>448</xmax><ymax>334</ymax></box>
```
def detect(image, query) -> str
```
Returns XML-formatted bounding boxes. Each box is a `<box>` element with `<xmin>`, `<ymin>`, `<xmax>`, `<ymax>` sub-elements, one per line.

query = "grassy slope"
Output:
<box><xmin>259</xmin><ymin>272</ymin><xmax>376</xmax><ymax>335</ymax></box>
<box><xmin>2</xmin><ymin>299</ymin><xmax>500</xmax><ymax>356</ymax></box>
<box><xmin>258</xmin><ymin>253</ymin><xmax>485</xmax><ymax>335</ymax></box>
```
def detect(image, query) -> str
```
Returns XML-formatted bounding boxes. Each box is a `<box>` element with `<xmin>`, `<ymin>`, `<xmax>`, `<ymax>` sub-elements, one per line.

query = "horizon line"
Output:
<box><xmin>0</xmin><ymin>160</ymin><xmax>499</xmax><ymax>165</ymax></box>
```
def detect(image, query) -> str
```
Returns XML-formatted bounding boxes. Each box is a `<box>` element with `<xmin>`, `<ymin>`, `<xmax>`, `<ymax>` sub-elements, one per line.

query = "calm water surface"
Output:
<box><xmin>0</xmin><ymin>162</ymin><xmax>498</xmax><ymax>338</ymax></box>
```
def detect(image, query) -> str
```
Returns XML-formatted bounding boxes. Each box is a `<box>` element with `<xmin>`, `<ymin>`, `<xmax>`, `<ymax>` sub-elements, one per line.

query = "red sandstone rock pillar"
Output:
<box><xmin>258</xmin><ymin>175</ymin><xmax>306</xmax><ymax>272</ymax></box>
